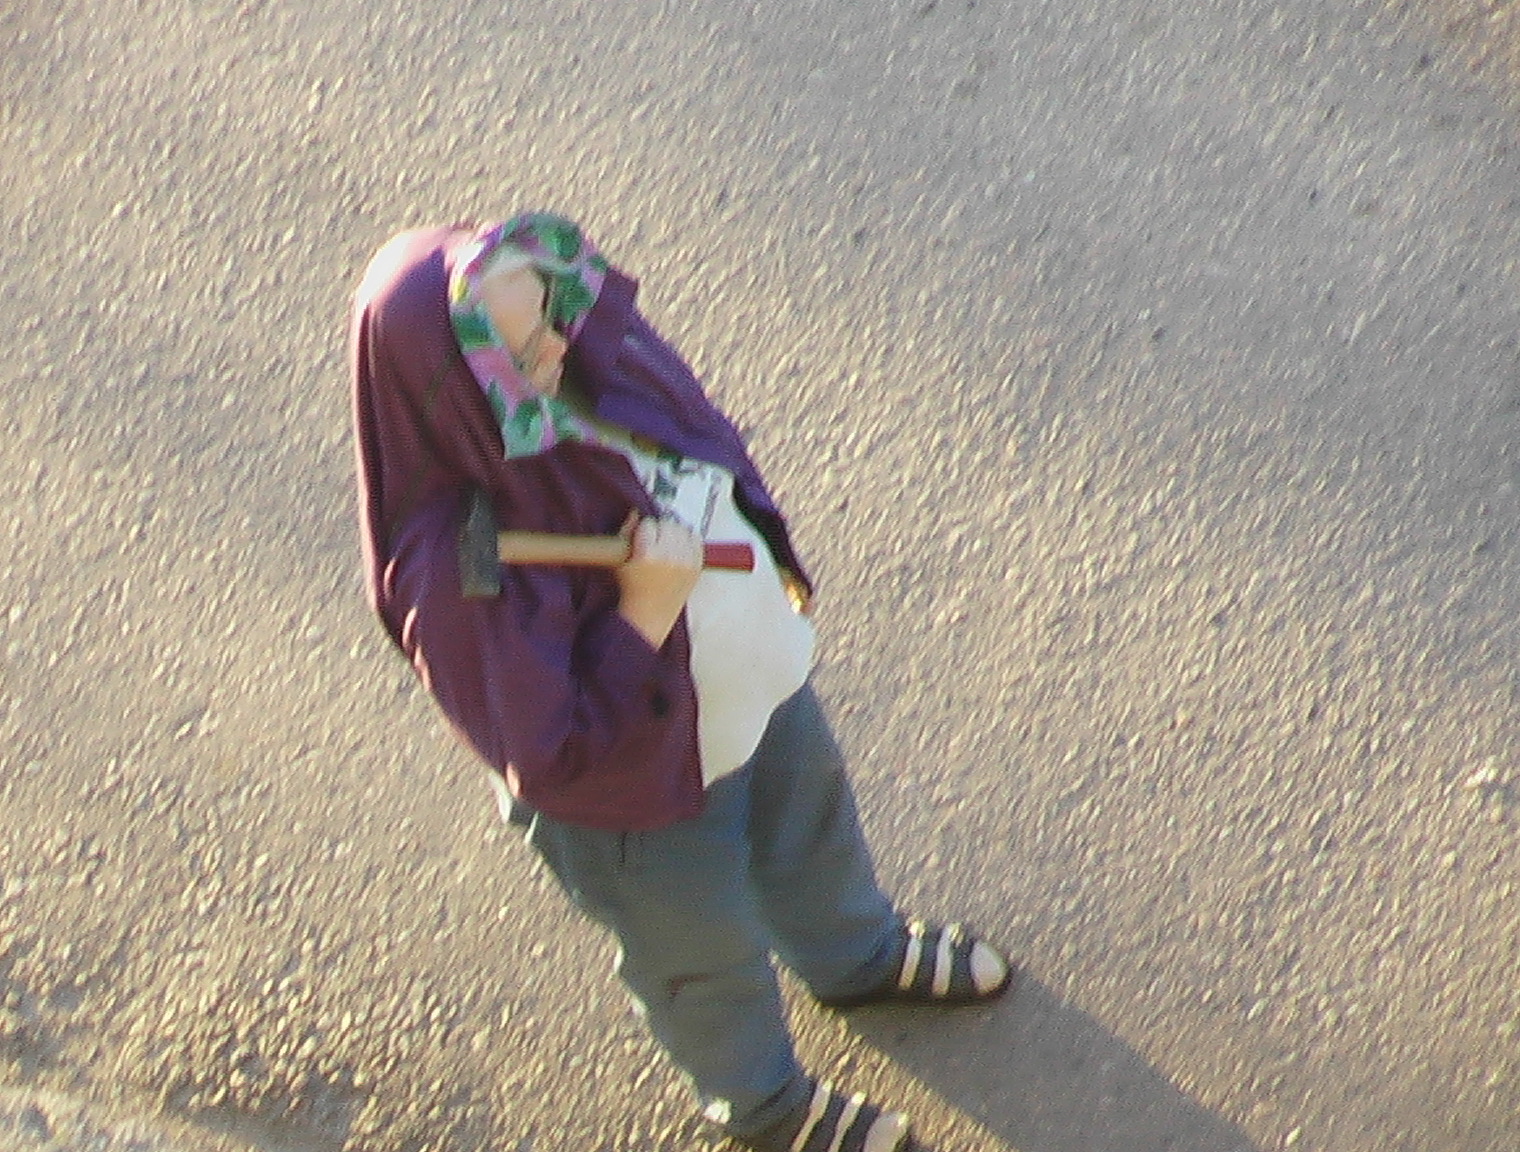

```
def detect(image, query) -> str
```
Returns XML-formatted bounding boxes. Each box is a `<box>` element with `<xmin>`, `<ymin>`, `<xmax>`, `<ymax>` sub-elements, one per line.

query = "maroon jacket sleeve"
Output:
<box><xmin>385</xmin><ymin>490</ymin><xmax>703</xmax><ymax>830</ymax></box>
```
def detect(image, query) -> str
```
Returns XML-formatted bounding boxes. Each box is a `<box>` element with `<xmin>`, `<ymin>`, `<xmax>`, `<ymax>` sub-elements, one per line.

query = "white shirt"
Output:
<box><xmin>591</xmin><ymin>423</ymin><xmax>816</xmax><ymax>785</ymax></box>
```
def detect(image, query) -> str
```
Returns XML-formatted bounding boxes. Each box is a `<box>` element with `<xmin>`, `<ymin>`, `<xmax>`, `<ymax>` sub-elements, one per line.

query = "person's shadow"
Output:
<box><xmin>840</xmin><ymin>976</ymin><xmax>1260</xmax><ymax>1152</ymax></box>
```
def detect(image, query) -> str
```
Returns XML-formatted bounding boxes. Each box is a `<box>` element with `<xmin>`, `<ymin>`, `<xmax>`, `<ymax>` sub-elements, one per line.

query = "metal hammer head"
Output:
<box><xmin>458</xmin><ymin>488</ymin><xmax>502</xmax><ymax>598</ymax></box>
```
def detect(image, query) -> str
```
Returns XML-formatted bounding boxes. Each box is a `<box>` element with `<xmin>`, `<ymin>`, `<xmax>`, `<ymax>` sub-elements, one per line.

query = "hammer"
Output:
<box><xmin>459</xmin><ymin>489</ymin><xmax>755</xmax><ymax>597</ymax></box>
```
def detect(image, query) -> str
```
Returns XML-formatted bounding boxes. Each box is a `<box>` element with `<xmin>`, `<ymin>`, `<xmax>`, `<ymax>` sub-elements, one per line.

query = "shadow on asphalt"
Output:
<box><xmin>843</xmin><ymin>976</ymin><xmax>1259</xmax><ymax>1152</ymax></box>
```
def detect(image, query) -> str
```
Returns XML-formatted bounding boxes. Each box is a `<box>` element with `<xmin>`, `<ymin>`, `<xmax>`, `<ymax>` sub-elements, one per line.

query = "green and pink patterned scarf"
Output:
<box><xmin>449</xmin><ymin>213</ymin><xmax>610</xmax><ymax>458</ymax></box>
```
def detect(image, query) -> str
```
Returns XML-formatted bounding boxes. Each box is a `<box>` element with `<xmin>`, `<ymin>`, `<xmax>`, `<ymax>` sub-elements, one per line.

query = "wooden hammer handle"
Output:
<box><xmin>497</xmin><ymin>531</ymin><xmax>755</xmax><ymax>571</ymax></box>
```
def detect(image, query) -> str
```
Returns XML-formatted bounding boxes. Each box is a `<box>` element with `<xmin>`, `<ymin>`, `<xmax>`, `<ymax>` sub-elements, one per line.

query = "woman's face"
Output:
<box><xmin>479</xmin><ymin>266</ymin><xmax>569</xmax><ymax>396</ymax></box>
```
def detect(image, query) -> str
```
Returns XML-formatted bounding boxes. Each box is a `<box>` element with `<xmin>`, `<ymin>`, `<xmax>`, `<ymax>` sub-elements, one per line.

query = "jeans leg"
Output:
<box><xmin>524</xmin><ymin>774</ymin><xmax>810</xmax><ymax>1137</ymax></box>
<box><xmin>744</xmin><ymin>686</ymin><xmax>901</xmax><ymax>1002</ymax></box>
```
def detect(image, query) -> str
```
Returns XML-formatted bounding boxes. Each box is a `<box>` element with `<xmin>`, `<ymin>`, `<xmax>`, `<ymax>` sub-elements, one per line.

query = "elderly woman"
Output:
<box><xmin>350</xmin><ymin>213</ymin><xmax>1013</xmax><ymax>1152</ymax></box>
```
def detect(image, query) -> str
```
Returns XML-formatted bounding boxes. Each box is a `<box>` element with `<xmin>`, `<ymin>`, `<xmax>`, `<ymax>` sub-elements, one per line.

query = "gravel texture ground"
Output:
<box><xmin>4</xmin><ymin>0</ymin><xmax>1520</xmax><ymax>1150</ymax></box>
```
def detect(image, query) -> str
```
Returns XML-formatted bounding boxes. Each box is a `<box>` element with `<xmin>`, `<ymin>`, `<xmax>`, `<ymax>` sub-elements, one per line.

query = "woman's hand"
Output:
<box><xmin>614</xmin><ymin>514</ymin><xmax>703</xmax><ymax>649</ymax></box>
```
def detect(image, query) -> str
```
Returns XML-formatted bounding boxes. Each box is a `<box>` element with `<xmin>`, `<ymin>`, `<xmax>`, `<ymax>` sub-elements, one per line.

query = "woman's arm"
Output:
<box><xmin>387</xmin><ymin>492</ymin><xmax>701</xmax><ymax>829</ymax></box>
<box><xmin>614</xmin><ymin>514</ymin><xmax>704</xmax><ymax>647</ymax></box>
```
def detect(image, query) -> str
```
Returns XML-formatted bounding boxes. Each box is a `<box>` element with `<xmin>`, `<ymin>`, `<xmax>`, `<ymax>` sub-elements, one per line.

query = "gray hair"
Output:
<box><xmin>480</xmin><ymin>242</ymin><xmax>541</xmax><ymax>285</ymax></box>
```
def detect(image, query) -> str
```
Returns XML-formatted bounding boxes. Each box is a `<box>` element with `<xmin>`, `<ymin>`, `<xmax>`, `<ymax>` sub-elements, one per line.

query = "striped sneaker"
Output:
<box><xmin>736</xmin><ymin>1080</ymin><xmax>910</xmax><ymax>1152</ymax></box>
<box><xmin>818</xmin><ymin>920</ymin><xmax>1015</xmax><ymax>1009</ymax></box>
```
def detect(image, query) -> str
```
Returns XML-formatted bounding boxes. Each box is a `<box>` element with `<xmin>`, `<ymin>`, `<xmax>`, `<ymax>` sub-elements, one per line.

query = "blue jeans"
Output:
<box><xmin>517</xmin><ymin>685</ymin><xmax>900</xmax><ymax>1137</ymax></box>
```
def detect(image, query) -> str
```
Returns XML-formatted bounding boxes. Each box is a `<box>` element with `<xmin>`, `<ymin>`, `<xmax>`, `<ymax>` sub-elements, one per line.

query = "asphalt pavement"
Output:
<box><xmin>4</xmin><ymin>0</ymin><xmax>1520</xmax><ymax>1149</ymax></box>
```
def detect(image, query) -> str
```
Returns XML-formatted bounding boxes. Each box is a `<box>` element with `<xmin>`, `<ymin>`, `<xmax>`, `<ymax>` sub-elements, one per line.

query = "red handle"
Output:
<box><xmin>702</xmin><ymin>542</ymin><xmax>755</xmax><ymax>571</ymax></box>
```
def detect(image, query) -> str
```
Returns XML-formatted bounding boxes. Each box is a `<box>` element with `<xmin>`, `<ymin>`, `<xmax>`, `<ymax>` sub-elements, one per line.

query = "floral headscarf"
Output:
<box><xmin>449</xmin><ymin>213</ymin><xmax>611</xmax><ymax>458</ymax></box>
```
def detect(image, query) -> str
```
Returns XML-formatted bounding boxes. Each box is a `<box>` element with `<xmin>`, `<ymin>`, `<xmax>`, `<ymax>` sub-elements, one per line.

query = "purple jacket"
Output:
<box><xmin>350</xmin><ymin>226</ymin><xmax>811</xmax><ymax>830</ymax></box>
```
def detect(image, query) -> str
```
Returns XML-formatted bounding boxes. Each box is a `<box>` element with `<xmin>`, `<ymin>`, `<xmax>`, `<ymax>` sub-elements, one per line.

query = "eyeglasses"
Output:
<box><xmin>510</xmin><ymin>316</ymin><xmax>552</xmax><ymax>375</ymax></box>
<box><xmin>508</xmin><ymin>274</ymin><xmax>560</xmax><ymax>375</ymax></box>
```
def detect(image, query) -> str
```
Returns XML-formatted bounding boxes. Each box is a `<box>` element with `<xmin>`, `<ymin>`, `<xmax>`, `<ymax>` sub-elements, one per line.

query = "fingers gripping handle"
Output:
<box><xmin>458</xmin><ymin>490</ymin><xmax>755</xmax><ymax>598</ymax></box>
